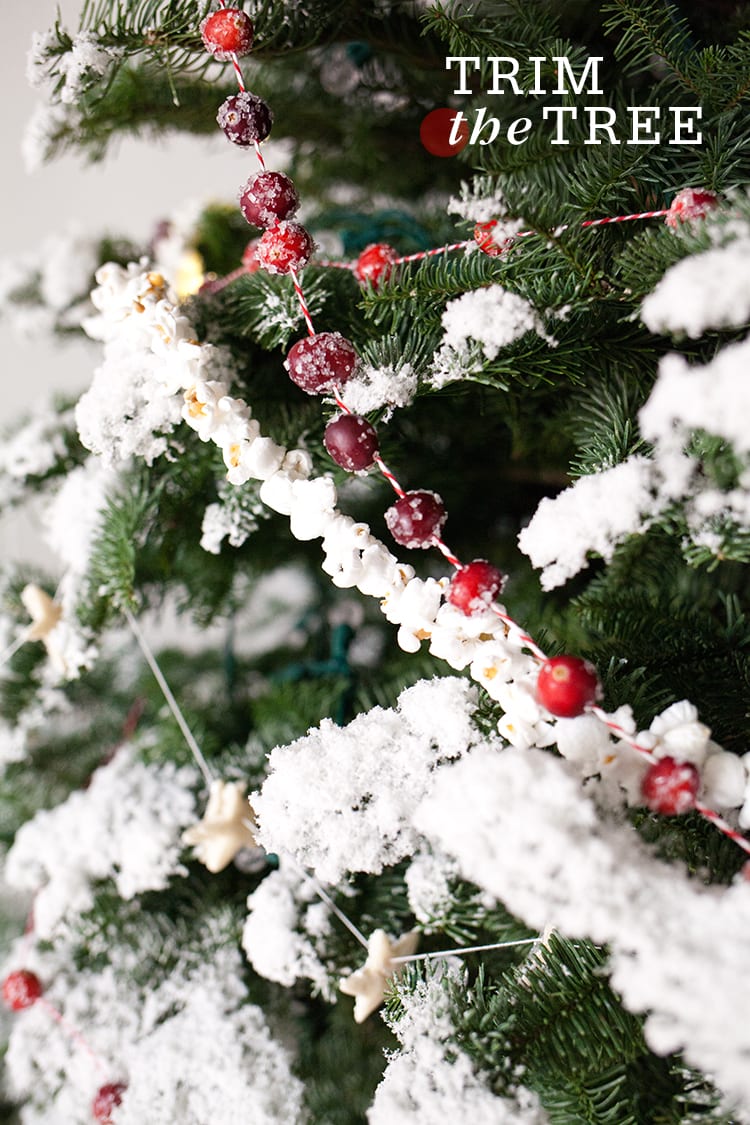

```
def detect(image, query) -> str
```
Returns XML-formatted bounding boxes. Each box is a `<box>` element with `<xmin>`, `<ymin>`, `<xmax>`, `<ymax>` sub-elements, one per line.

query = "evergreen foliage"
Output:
<box><xmin>3</xmin><ymin>0</ymin><xmax>750</xmax><ymax>1122</ymax></box>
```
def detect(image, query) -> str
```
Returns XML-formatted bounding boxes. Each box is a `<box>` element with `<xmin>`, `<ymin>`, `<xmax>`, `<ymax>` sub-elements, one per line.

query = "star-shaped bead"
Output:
<box><xmin>339</xmin><ymin>928</ymin><xmax>419</xmax><ymax>1023</ymax></box>
<box><xmin>20</xmin><ymin>584</ymin><xmax>66</xmax><ymax>673</ymax></box>
<box><xmin>182</xmin><ymin>779</ymin><xmax>258</xmax><ymax>873</ymax></box>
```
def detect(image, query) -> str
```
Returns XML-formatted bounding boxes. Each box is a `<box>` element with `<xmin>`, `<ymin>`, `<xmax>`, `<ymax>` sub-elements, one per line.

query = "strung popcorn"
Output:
<box><xmin>340</xmin><ymin>929</ymin><xmax>419</xmax><ymax>1023</ymax></box>
<box><xmin>495</xmin><ymin>675</ymin><xmax>557</xmax><ymax>750</ymax></box>
<box><xmin>649</xmin><ymin>700</ymin><xmax>712</xmax><ymax>766</ymax></box>
<box><xmin>380</xmin><ymin>575</ymin><xmax>447</xmax><ymax>654</ymax></box>
<box><xmin>182</xmin><ymin>779</ymin><xmax>258</xmax><ymax>873</ymax></box>
<box><xmin>428</xmin><ymin>601</ymin><xmax>513</xmax><ymax>672</ymax></box>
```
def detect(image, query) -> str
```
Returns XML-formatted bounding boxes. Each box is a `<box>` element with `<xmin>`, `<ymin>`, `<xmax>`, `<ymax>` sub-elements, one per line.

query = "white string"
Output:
<box><xmin>0</xmin><ymin>629</ymin><xmax>31</xmax><ymax>670</ymax></box>
<box><xmin>392</xmin><ymin>938</ymin><xmax>539</xmax><ymax>964</ymax></box>
<box><xmin>283</xmin><ymin>852</ymin><xmax>369</xmax><ymax>950</ymax></box>
<box><xmin>123</xmin><ymin>607</ymin><xmax>214</xmax><ymax>789</ymax></box>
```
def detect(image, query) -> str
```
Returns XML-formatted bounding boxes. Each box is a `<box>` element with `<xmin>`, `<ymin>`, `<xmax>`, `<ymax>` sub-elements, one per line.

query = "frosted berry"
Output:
<box><xmin>641</xmin><ymin>757</ymin><xmax>700</xmax><ymax>816</ymax></box>
<box><xmin>474</xmin><ymin>220</ymin><xmax>512</xmax><ymax>257</ymax></box>
<box><xmin>2</xmin><ymin>969</ymin><xmax>43</xmax><ymax>1011</ymax></box>
<box><xmin>92</xmin><ymin>1082</ymin><xmax>127</xmax><ymax>1123</ymax></box>
<box><xmin>536</xmin><ymin>655</ymin><xmax>601</xmax><ymax>718</ymax></box>
<box><xmin>217</xmin><ymin>92</ymin><xmax>273</xmax><ymax>147</ymax></box>
<box><xmin>286</xmin><ymin>333</ymin><xmax>358</xmax><ymax>395</ymax></box>
<box><xmin>355</xmin><ymin>243</ymin><xmax>398</xmax><ymax>287</ymax></box>
<box><xmin>324</xmin><ymin>414</ymin><xmax>379</xmax><ymax>471</ymax></box>
<box><xmin>257</xmin><ymin>221</ymin><xmax>314</xmax><ymax>275</ymax></box>
<box><xmin>242</xmin><ymin>238</ymin><xmax>261</xmax><ymax>273</ymax></box>
<box><xmin>385</xmin><ymin>490</ymin><xmax>447</xmax><ymax>549</ymax></box>
<box><xmin>201</xmin><ymin>8</ymin><xmax>254</xmax><ymax>59</ymax></box>
<box><xmin>448</xmin><ymin>560</ymin><xmax>506</xmax><ymax>615</ymax></box>
<box><xmin>239</xmin><ymin>171</ymin><xmax>299</xmax><ymax>229</ymax></box>
<box><xmin>665</xmin><ymin>187</ymin><xmax>718</xmax><ymax>229</ymax></box>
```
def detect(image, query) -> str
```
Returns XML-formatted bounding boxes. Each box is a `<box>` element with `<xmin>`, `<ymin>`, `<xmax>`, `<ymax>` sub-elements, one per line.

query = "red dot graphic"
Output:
<box><xmin>419</xmin><ymin>109</ymin><xmax>469</xmax><ymax>157</ymax></box>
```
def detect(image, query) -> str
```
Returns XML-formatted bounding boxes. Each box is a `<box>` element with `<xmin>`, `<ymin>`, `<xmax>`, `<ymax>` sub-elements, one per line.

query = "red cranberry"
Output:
<box><xmin>285</xmin><ymin>333</ymin><xmax>358</xmax><ymax>395</ymax></box>
<box><xmin>242</xmin><ymin>238</ymin><xmax>261</xmax><ymax>273</ymax></box>
<box><xmin>200</xmin><ymin>9</ymin><xmax>254</xmax><ymax>59</ymax></box>
<box><xmin>665</xmin><ymin>188</ymin><xmax>718</xmax><ymax>229</ymax></box>
<box><xmin>239</xmin><ymin>171</ymin><xmax>299</xmax><ymax>229</ymax></box>
<box><xmin>217</xmin><ymin>93</ymin><xmax>273</xmax><ymax>147</ymax></box>
<box><xmin>448</xmin><ymin>560</ymin><xmax>506</xmax><ymax>615</ymax></box>
<box><xmin>324</xmin><ymin>414</ymin><xmax>379</xmax><ymax>471</ymax></box>
<box><xmin>641</xmin><ymin>757</ymin><xmax>700</xmax><ymax>815</ymax></box>
<box><xmin>2</xmin><ymin>969</ymin><xmax>43</xmax><ymax>1011</ymax></box>
<box><xmin>257</xmin><ymin>221</ymin><xmax>314</xmax><ymax>275</ymax></box>
<box><xmin>385</xmin><ymin>490</ymin><xmax>447</xmax><ymax>549</ymax></box>
<box><xmin>355</xmin><ymin>243</ymin><xmax>398</xmax><ymax>287</ymax></box>
<box><xmin>92</xmin><ymin>1082</ymin><xmax>127</xmax><ymax>1123</ymax></box>
<box><xmin>474</xmin><ymin>220</ymin><xmax>513</xmax><ymax>257</ymax></box>
<box><xmin>536</xmin><ymin>655</ymin><xmax>601</xmax><ymax>718</ymax></box>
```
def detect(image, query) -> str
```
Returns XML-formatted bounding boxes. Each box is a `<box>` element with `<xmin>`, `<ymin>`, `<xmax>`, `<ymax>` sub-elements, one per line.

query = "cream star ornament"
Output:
<box><xmin>182</xmin><ymin>779</ymin><xmax>259</xmax><ymax>873</ymax></box>
<box><xmin>339</xmin><ymin>928</ymin><xmax>419</xmax><ymax>1023</ymax></box>
<box><xmin>20</xmin><ymin>584</ymin><xmax>66</xmax><ymax>674</ymax></box>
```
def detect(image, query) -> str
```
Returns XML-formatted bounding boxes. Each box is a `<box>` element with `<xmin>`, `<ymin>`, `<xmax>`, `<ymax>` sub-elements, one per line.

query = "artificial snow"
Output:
<box><xmin>254</xmin><ymin>677</ymin><xmax>481</xmax><ymax>884</ymax></box>
<box><xmin>440</xmin><ymin>285</ymin><xmax>548</xmax><ymax>361</ymax></box>
<box><xmin>4</xmin><ymin>742</ymin><xmax>198</xmax><ymax>937</ymax></box>
<box><xmin>369</xmin><ymin>965</ymin><xmax>549</xmax><ymax>1125</ymax></box>
<box><xmin>640</xmin><ymin>336</ymin><xmax>750</xmax><ymax>456</ymax></box>
<box><xmin>416</xmin><ymin>746</ymin><xmax>750</xmax><ymax>1115</ymax></box>
<box><xmin>242</xmin><ymin>866</ymin><xmax>334</xmax><ymax>997</ymax></box>
<box><xmin>3</xmin><ymin>925</ymin><xmax>305</xmax><ymax>1125</ymax></box>
<box><xmin>517</xmin><ymin>456</ymin><xmax>661</xmax><ymax>588</ymax></box>
<box><xmin>641</xmin><ymin>235</ymin><xmax>750</xmax><ymax>338</ymax></box>
<box><xmin>340</xmin><ymin>360</ymin><xmax>418</xmax><ymax>416</ymax></box>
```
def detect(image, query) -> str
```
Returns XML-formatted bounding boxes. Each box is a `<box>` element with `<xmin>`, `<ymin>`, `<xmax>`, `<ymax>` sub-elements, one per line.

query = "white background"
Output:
<box><xmin>1</xmin><ymin>1</ymin><xmax>256</xmax><ymax>562</ymax></box>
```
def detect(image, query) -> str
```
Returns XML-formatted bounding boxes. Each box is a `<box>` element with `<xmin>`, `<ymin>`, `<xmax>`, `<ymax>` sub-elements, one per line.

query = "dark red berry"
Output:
<box><xmin>448</xmin><ymin>560</ymin><xmax>506</xmax><ymax>615</ymax></box>
<box><xmin>324</xmin><ymin>414</ymin><xmax>379</xmax><ymax>471</ymax></box>
<box><xmin>257</xmin><ymin>221</ymin><xmax>314</xmax><ymax>275</ymax></box>
<box><xmin>385</xmin><ymin>490</ymin><xmax>447</xmax><ymax>549</ymax></box>
<box><xmin>355</xmin><ymin>243</ymin><xmax>398</xmax><ymax>287</ymax></box>
<box><xmin>217</xmin><ymin>93</ymin><xmax>273</xmax><ymax>147</ymax></box>
<box><xmin>474</xmin><ymin>220</ymin><xmax>513</xmax><ymax>257</ymax></box>
<box><xmin>201</xmin><ymin>9</ymin><xmax>254</xmax><ymax>59</ymax></box>
<box><xmin>665</xmin><ymin>188</ymin><xmax>718</xmax><ymax>229</ymax></box>
<box><xmin>285</xmin><ymin>333</ymin><xmax>358</xmax><ymax>395</ymax></box>
<box><xmin>2</xmin><ymin>970</ymin><xmax>43</xmax><ymax>1011</ymax></box>
<box><xmin>242</xmin><ymin>238</ymin><xmax>261</xmax><ymax>273</ymax></box>
<box><xmin>239</xmin><ymin>171</ymin><xmax>299</xmax><ymax>229</ymax></box>
<box><xmin>536</xmin><ymin>655</ymin><xmax>601</xmax><ymax>718</ymax></box>
<box><xmin>92</xmin><ymin>1082</ymin><xmax>127</xmax><ymax>1123</ymax></box>
<box><xmin>641</xmin><ymin>757</ymin><xmax>700</xmax><ymax>816</ymax></box>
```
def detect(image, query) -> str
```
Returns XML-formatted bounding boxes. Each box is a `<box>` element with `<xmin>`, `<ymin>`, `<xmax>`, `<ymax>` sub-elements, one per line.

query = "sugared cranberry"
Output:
<box><xmin>2</xmin><ymin>970</ymin><xmax>43</xmax><ymax>1011</ymax></box>
<box><xmin>355</xmin><ymin>243</ymin><xmax>398</xmax><ymax>287</ymax></box>
<box><xmin>242</xmin><ymin>238</ymin><xmax>261</xmax><ymax>273</ymax></box>
<box><xmin>474</xmin><ymin>220</ymin><xmax>513</xmax><ymax>257</ymax></box>
<box><xmin>285</xmin><ymin>333</ymin><xmax>358</xmax><ymax>394</ymax></box>
<box><xmin>641</xmin><ymin>756</ymin><xmax>700</xmax><ymax>815</ymax></box>
<box><xmin>92</xmin><ymin>1082</ymin><xmax>127</xmax><ymax>1123</ymax></box>
<box><xmin>257</xmin><ymin>221</ymin><xmax>314</xmax><ymax>275</ymax></box>
<box><xmin>324</xmin><ymin>414</ymin><xmax>379</xmax><ymax>471</ymax></box>
<box><xmin>217</xmin><ymin>93</ymin><xmax>273</xmax><ymax>147</ymax></box>
<box><xmin>448</xmin><ymin>560</ymin><xmax>506</xmax><ymax>615</ymax></box>
<box><xmin>665</xmin><ymin>187</ymin><xmax>718</xmax><ymax>229</ymax></box>
<box><xmin>536</xmin><ymin>655</ymin><xmax>601</xmax><ymax>718</ymax></box>
<box><xmin>200</xmin><ymin>8</ymin><xmax>254</xmax><ymax>59</ymax></box>
<box><xmin>385</xmin><ymin>490</ymin><xmax>447</xmax><ymax>549</ymax></box>
<box><xmin>239</xmin><ymin>171</ymin><xmax>299</xmax><ymax>229</ymax></box>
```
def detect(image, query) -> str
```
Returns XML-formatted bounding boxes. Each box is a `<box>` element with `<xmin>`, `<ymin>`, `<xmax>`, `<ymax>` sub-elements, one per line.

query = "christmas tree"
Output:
<box><xmin>2</xmin><ymin>0</ymin><xmax>750</xmax><ymax>1121</ymax></box>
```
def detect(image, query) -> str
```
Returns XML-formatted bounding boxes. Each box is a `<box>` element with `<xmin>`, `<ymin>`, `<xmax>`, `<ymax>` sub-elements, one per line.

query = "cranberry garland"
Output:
<box><xmin>195</xmin><ymin>6</ymin><xmax>750</xmax><ymax>857</ymax></box>
<box><xmin>2</xmin><ymin>966</ymin><xmax>126</xmax><ymax>1121</ymax></box>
